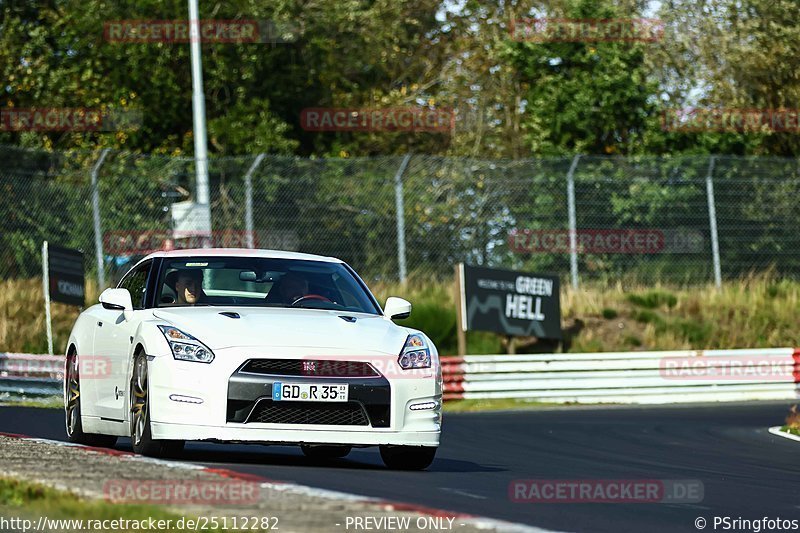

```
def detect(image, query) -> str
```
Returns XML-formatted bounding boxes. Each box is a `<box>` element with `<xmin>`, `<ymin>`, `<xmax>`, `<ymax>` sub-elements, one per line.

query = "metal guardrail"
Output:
<box><xmin>0</xmin><ymin>353</ymin><xmax>63</xmax><ymax>398</ymax></box>
<box><xmin>441</xmin><ymin>348</ymin><xmax>800</xmax><ymax>404</ymax></box>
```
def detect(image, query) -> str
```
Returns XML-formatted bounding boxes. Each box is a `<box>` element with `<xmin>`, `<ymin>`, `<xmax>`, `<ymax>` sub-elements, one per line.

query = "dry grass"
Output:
<box><xmin>785</xmin><ymin>405</ymin><xmax>800</xmax><ymax>430</ymax></box>
<box><xmin>376</xmin><ymin>273</ymin><xmax>800</xmax><ymax>354</ymax></box>
<box><xmin>0</xmin><ymin>278</ymin><xmax>98</xmax><ymax>354</ymax></box>
<box><xmin>2</xmin><ymin>273</ymin><xmax>800</xmax><ymax>354</ymax></box>
<box><xmin>564</xmin><ymin>273</ymin><xmax>800</xmax><ymax>351</ymax></box>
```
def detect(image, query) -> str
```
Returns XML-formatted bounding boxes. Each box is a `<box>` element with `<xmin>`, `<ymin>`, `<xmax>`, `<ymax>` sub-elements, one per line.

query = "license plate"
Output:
<box><xmin>272</xmin><ymin>382</ymin><xmax>349</xmax><ymax>402</ymax></box>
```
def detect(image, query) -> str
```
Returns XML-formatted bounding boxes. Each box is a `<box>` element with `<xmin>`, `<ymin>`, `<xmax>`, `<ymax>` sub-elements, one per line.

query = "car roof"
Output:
<box><xmin>143</xmin><ymin>248</ymin><xmax>343</xmax><ymax>263</ymax></box>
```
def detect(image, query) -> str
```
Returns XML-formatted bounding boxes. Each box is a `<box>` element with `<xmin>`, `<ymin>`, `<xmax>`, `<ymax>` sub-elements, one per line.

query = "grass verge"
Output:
<box><xmin>0</xmin><ymin>398</ymin><xmax>63</xmax><ymax>409</ymax></box>
<box><xmin>779</xmin><ymin>426</ymin><xmax>800</xmax><ymax>437</ymax></box>
<box><xmin>443</xmin><ymin>398</ymin><xmax>579</xmax><ymax>412</ymax></box>
<box><xmin>0</xmin><ymin>477</ymin><xmax>239</xmax><ymax>532</ymax></box>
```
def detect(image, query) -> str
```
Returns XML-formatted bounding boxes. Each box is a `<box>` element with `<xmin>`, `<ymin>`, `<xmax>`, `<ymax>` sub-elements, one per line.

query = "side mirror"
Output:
<box><xmin>384</xmin><ymin>297</ymin><xmax>412</xmax><ymax>320</ymax></box>
<box><xmin>99</xmin><ymin>288</ymin><xmax>133</xmax><ymax>320</ymax></box>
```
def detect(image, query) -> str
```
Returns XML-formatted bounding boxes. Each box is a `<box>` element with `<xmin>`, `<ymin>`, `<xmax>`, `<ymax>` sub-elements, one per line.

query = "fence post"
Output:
<box><xmin>394</xmin><ymin>154</ymin><xmax>412</xmax><ymax>283</ymax></box>
<box><xmin>566</xmin><ymin>154</ymin><xmax>581</xmax><ymax>289</ymax></box>
<box><xmin>243</xmin><ymin>153</ymin><xmax>265</xmax><ymax>249</ymax></box>
<box><xmin>42</xmin><ymin>241</ymin><xmax>53</xmax><ymax>356</ymax></box>
<box><xmin>90</xmin><ymin>148</ymin><xmax>111</xmax><ymax>289</ymax></box>
<box><xmin>705</xmin><ymin>156</ymin><xmax>722</xmax><ymax>288</ymax></box>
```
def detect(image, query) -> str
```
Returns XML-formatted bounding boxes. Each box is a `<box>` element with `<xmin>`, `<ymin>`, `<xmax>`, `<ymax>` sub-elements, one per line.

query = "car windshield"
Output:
<box><xmin>157</xmin><ymin>256</ymin><xmax>380</xmax><ymax>314</ymax></box>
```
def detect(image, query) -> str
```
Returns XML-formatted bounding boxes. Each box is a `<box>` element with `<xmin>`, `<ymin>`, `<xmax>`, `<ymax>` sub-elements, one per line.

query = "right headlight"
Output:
<box><xmin>398</xmin><ymin>334</ymin><xmax>431</xmax><ymax>370</ymax></box>
<box><xmin>158</xmin><ymin>325</ymin><xmax>215</xmax><ymax>363</ymax></box>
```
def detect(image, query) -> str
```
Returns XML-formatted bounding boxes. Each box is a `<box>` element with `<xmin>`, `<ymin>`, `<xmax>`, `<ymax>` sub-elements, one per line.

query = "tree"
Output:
<box><xmin>648</xmin><ymin>0</ymin><xmax>800</xmax><ymax>156</ymax></box>
<box><xmin>0</xmin><ymin>0</ymin><xmax>298</xmax><ymax>154</ymax></box>
<box><xmin>503</xmin><ymin>0</ymin><xmax>660</xmax><ymax>156</ymax></box>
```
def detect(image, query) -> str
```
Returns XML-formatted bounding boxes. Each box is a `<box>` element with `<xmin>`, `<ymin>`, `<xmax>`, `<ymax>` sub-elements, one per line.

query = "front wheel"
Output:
<box><xmin>379</xmin><ymin>445</ymin><xmax>437</xmax><ymax>470</ymax></box>
<box><xmin>130</xmin><ymin>352</ymin><xmax>184</xmax><ymax>458</ymax></box>
<box><xmin>65</xmin><ymin>351</ymin><xmax>117</xmax><ymax>448</ymax></box>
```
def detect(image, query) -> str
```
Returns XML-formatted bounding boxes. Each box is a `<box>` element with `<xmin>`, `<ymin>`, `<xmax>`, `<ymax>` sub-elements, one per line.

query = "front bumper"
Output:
<box><xmin>147</xmin><ymin>346</ymin><xmax>442</xmax><ymax>447</ymax></box>
<box><xmin>150</xmin><ymin>421</ymin><xmax>441</xmax><ymax>446</ymax></box>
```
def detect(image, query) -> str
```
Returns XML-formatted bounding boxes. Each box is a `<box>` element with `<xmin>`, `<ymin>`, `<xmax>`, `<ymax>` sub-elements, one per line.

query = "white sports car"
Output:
<box><xmin>64</xmin><ymin>249</ymin><xmax>442</xmax><ymax>470</ymax></box>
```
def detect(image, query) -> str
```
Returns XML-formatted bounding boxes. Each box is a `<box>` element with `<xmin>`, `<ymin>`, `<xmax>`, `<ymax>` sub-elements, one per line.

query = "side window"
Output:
<box><xmin>119</xmin><ymin>261</ymin><xmax>151</xmax><ymax>310</ymax></box>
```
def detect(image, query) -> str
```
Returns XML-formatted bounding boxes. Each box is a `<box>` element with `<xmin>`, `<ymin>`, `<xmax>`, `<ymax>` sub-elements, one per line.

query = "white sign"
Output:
<box><xmin>171</xmin><ymin>201</ymin><xmax>211</xmax><ymax>236</ymax></box>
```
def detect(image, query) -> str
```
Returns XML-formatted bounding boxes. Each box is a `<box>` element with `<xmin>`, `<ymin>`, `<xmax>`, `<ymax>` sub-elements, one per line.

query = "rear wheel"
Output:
<box><xmin>300</xmin><ymin>444</ymin><xmax>352</xmax><ymax>459</ymax></box>
<box><xmin>379</xmin><ymin>445</ymin><xmax>437</xmax><ymax>470</ymax></box>
<box><xmin>65</xmin><ymin>350</ymin><xmax>117</xmax><ymax>448</ymax></box>
<box><xmin>130</xmin><ymin>352</ymin><xmax>184</xmax><ymax>458</ymax></box>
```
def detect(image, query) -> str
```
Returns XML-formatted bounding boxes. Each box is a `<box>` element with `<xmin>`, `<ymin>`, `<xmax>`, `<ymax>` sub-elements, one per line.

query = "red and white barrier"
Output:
<box><xmin>0</xmin><ymin>353</ymin><xmax>63</xmax><ymax>397</ymax></box>
<box><xmin>441</xmin><ymin>348</ymin><xmax>800</xmax><ymax>404</ymax></box>
<box><xmin>3</xmin><ymin>350</ymin><xmax>799</xmax><ymax>405</ymax></box>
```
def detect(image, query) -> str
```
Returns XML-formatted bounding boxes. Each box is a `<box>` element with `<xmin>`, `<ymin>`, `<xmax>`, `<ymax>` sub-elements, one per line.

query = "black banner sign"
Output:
<box><xmin>48</xmin><ymin>245</ymin><xmax>85</xmax><ymax>306</ymax></box>
<box><xmin>460</xmin><ymin>264</ymin><xmax>562</xmax><ymax>339</ymax></box>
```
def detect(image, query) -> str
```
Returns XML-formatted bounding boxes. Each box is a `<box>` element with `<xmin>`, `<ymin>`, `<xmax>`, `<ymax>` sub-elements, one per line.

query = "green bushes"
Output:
<box><xmin>601</xmin><ymin>308</ymin><xmax>618</xmax><ymax>319</ymax></box>
<box><xmin>626</xmin><ymin>290</ymin><xmax>678</xmax><ymax>309</ymax></box>
<box><xmin>395</xmin><ymin>302</ymin><xmax>456</xmax><ymax>352</ymax></box>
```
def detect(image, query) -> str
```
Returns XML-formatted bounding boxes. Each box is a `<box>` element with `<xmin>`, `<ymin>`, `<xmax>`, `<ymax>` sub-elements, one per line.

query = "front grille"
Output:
<box><xmin>247</xmin><ymin>400</ymin><xmax>370</xmax><ymax>426</ymax></box>
<box><xmin>241</xmin><ymin>359</ymin><xmax>380</xmax><ymax>378</ymax></box>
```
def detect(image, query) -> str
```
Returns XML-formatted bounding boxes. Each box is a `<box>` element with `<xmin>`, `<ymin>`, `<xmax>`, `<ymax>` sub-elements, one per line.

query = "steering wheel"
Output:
<box><xmin>291</xmin><ymin>294</ymin><xmax>332</xmax><ymax>306</ymax></box>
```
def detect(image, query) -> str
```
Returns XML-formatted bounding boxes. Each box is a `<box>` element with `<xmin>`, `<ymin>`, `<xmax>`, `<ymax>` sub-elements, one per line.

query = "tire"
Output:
<box><xmin>65</xmin><ymin>350</ymin><xmax>117</xmax><ymax>448</ymax></box>
<box><xmin>379</xmin><ymin>445</ymin><xmax>437</xmax><ymax>470</ymax></box>
<box><xmin>130</xmin><ymin>352</ymin><xmax>185</xmax><ymax>458</ymax></box>
<box><xmin>300</xmin><ymin>444</ymin><xmax>352</xmax><ymax>459</ymax></box>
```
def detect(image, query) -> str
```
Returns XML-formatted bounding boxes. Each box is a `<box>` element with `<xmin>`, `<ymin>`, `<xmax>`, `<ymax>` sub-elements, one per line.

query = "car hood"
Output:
<box><xmin>152</xmin><ymin>307</ymin><xmax>407</xmax><ymax>353</ymax></box>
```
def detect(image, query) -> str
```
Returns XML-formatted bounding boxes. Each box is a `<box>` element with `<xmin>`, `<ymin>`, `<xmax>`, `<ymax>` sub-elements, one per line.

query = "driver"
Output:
<box><xmin>175</xmin><ymin>269</ymin><xmax>204</xmax><ymax>305</ymax></box>
<box><xmin>278</xmin><ymin>271</ymin><xmax>310</xmax><ymax>304</ymax></box>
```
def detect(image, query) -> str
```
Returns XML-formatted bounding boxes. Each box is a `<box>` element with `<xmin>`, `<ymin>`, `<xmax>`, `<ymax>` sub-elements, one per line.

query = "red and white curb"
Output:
<box><xmin>0</xmin><ymin>432</ymin><xmax>553</xmax><ymax>533</ymax></box>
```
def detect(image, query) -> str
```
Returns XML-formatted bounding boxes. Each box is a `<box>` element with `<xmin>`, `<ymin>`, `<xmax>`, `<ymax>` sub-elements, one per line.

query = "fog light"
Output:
<box><xmin>169</xmin><ymin>394</ymin><xmax>203</xmax><ymax>404</ymax></box>
<box><xmin>410</xmin><ymin>401</ymin><xmax>438</xmax><ymax>411</ymax></box>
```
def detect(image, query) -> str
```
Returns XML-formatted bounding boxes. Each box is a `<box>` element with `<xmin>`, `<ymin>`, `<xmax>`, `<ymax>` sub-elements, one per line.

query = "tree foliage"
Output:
<box><xmin>1</xmin><ymin>0</ymin><xmax>799</xmax><ymax>157</ymax></box>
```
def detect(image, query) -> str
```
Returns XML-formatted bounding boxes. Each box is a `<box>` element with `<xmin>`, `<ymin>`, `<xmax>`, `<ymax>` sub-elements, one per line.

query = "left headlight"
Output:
<box><xmin>398</xmin><ymin>334</ymin><xmax>431</xmax><ymax>370</ymax></box>
<box><xmin>158</xmin><ymin>326</ymin><xmax>215</xmax><ymax>363</ymax></box>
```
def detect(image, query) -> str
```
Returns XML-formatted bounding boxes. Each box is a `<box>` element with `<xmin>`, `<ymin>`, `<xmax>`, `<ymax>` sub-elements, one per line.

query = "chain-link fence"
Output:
<box><xmin>2</xmin><ymin>144</ymin><xmax>799</xmax><ymax>288</ymax></box>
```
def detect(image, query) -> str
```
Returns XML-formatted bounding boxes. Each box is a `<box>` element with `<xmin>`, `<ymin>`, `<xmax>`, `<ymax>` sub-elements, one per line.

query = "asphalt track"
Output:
<box><xmin>1</xmin><ymin>402</ymin><xmax>799</xmax><ymax>532</ymax></box>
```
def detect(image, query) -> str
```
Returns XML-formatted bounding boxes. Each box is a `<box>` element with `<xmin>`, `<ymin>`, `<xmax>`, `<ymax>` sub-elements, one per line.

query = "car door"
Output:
<box><xmin>92</xmin><ymin>260</ymin><xmax>152</xmax><ymax>421</ymax></box>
